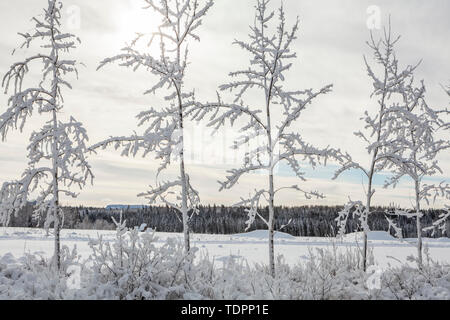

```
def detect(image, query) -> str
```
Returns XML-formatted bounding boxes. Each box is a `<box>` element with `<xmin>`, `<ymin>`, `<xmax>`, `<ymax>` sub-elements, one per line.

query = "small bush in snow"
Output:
<box><xmin>84</xmin><ymin>217</ymin><xmax>199</xmax><ymax>300</ymax></box>
<box><xmin>381</xmin><ymin>250</ymin><xmax>450</xmax><ymax>300</ymax></box>
<box><xmin>0</xmin><ymin>246</ymin><xmax>80</xmax><ymax>299</ymax></box>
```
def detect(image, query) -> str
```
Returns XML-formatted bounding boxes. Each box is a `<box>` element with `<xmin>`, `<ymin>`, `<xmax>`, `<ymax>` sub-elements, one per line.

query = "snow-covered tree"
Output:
<box><xmin>0</xmin><ymin>0</ymin><xmax>93</xmax><ymax>270</ymax></box>
<box><xmin>382</xmin><ymin>78</ymin><xmax>450</xmax><ymax>267</ymax></box>
<box><xmin>333</xmin><ymin>22</ymin><xmax>429</xmax><ymax>271</ymax></box>
<box><xmin>91</xmin><ymin>0</ymin><xmax>214</xmax><ymax>252</ymax></box>
<box><xmin>189</xmin><ymin>0</ymin><xmax>339</xmax><ymax>277</ymax></box>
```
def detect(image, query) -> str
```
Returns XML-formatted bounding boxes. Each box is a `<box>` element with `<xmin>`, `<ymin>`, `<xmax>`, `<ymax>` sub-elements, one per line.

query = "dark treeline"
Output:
<box><xmin>8</xmin><ymin>203</ymin><xmax>449</xmax><ymax>238</ymax></box>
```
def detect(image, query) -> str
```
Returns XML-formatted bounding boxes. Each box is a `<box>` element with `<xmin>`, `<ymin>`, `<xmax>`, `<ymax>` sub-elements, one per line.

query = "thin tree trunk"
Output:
<box><xmin>258</xmin><ymin>12</ymin><xmax>276</xmax><ymax>277</ymax></box>
<box><xmin>54</xmin><ymin>214</ymin><xmax>61</xmax><ymax>270</ymax></box>
<box><xmin>174</xmin><ymin>22</ymin><xmax>190</xmax><ymax>252</ymax></box>
<box><xmin>361</xmin><ymin>64</ymin><xmax>388</xmax><ymax>271</ymax></box>
<box><xmin>268</xmin><ymin>170</ymin><xmax>275</xmax><ymax>277</ymax></box>
<box><xmin>364</xmin><ymin>165</ymin><xmax>375</xmax><ymax>272</ymax></box>
<box><xmin>364</xmin><ymin>189</ymin><xmax>370</xmax><ymax>272</ymax></box>
<box><xmin>180</xmin><ymin>154</ymin><xmax>190</xmax><ymax>252</ymax></box>
<box><xmin>266</xmin><ymin>79</ymin><xmax>275</xmax><ymax>277</ymax></box>
<box><xmin>415</xmin><ymin>179</ymin><xmax>422</xmax><ymax>268</ymax></box>
<box><xmin>360</xmin><ymin>44</ymin><xmax>389</xmax><ymax>272</ymax></box>
<box><xmin>411</xmin><ymin>136</ymin><xmax>422</xmax><ymax>269</ymax></box>
<box><xmin>265</xmin><ymin>76</ymin><xmax>275</xmax><ymax>277</ymax></box>
<box><xmin>175</xmin><ymin>80</ymin><xmax>190</xmax><ymax>252</ymax></box>
<box><xmin>49</xmin><ymin>0</ymin><xmax>61</xmax><ymax>271</ymax></box>
<box><xmin>52</xmin><ymin>109</ymin><xmax>60</xmax><ymax>270</ymax></box>
<box><xmin>51</xmin><ymin>70</ymin><xmax>60</xmax><ymax>271</ymax></box>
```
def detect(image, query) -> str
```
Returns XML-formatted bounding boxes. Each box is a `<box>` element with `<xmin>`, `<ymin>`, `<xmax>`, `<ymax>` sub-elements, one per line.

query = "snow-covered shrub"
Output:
<box><xmin>191</xmin><ymin>245</ymin><xmax>375</xmax><ymax>300</ymax></box>
<box><xmin>197</xmin><ymin>256</ymin><xmax>269</xmax><ymax>300</ymax></box>
<box><xmin>287</xmin><ymin>248</ymin><xmax>360</xmax><ymax>299</ymax></box>
<box><xmin>269</xmin><ymin>245</ymin><xmax>376</xmax><ymax>300</ymax></box>
<box><xmin>381</xmin><ymin>250</ymin><xmax>450</xmax><ymax>300</ymax></box>
<box><xmin>83</xmin><ymin>217</ymin><xmax>199</xmax><ymax>300</ymax></box>
<box><xmin>0</xmin><ymin>246</ymin><xmax>81</xmax><ymax>299</ymax></box>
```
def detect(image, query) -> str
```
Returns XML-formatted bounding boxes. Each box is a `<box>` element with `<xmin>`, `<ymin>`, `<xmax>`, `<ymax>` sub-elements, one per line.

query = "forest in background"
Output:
<box><xmin>8</xmin><ymin>204</ymin><xmax>449</xmax><ymax>238</ymax></box>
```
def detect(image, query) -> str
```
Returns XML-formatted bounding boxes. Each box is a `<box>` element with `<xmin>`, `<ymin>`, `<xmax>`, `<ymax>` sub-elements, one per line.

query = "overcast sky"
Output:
<box><xmin>0</xmin><ymin>0</ymin><xmax>448</xmax><ymax>208</ymax></box>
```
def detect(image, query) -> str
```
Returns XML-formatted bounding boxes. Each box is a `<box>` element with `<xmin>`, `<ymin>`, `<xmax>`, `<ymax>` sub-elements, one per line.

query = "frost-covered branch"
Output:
<box><xmin>335</xmin><ymin>200</ymin><xmax>369</xmax><ymax>238</ymax></box>
<box><xmin>423</xmin><ymin>206</ymin><xmax>450</xmax><ymax>236</ymax></box>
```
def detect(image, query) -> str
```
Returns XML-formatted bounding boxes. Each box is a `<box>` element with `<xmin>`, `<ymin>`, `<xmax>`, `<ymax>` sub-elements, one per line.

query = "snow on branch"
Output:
<box><xmin>274</xmin><ymin>185</ymin><xmax>324</xmax><ymax>200</ymax></box>
<box><xmin>188</xmin><ymin>95</ymin><xmax>267</xmax><ymax>133</ymax></box>
<box><xmin>142</xmin><ymin>0</ymin><xmax>214</xmax><ymax>49</ymax></box>
<box><xmin>97</xmin><ymin>47</ymin><xmax>177</xmax><ymax>94</ymax></box>
<box><xmin>423</xmin><ymin>206</ymin><xmax>450</xmax><ymax>236</ymax></box>
<box><xmin>138</xmin><ymin>174</ymin><xmax>200</xmax><ymax>218</ymax></box>
<box><xmin>278</xmin><ymin>132</ymin><xmax>344</xmax><ymax>178</ymax></box>
<box><xmin>234</xmin><ymin>189</ymin><xmax>269</xmax><ymax>230</ymax></box>
<box><xmin>385</xmin><ymin>215</ymin><xmax>403</xmax><ymax>239</ymax></box>
<box><xmin>0</xmin><ymin>181</ymin><xmax>26</xmax><ymax>226</ymax></box>
<box><xmin>275</xmin><ymin>85</ymin><xmax>333</xmax><ymax>139</ymax></box>
<box><xmin>335</xmin><ymin>200</ymin><xmax>369</xmax><ymax>238</ymax></box>
<box><xmin>420</xmin><ymin>182</ymin><xmax>450</xmax><ymax>206</ymax></box>
<box><xmin>332</xmin><ymin>152</ymin><xmax>368</xmax><ymax>180</ymax></box>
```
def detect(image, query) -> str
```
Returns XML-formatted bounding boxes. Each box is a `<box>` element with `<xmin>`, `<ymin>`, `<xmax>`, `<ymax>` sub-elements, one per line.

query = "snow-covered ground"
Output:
<box><xmin>1</xmin><ymin>227</ymin><xmax>449</xmax><ymax>269</ymax></box>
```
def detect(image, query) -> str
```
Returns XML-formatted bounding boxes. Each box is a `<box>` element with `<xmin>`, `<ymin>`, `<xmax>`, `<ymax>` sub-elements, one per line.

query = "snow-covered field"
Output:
<box><xmin>1</xmin><ymin>227</ymin><xmax>449</xmax><ymax>269</ymax></box>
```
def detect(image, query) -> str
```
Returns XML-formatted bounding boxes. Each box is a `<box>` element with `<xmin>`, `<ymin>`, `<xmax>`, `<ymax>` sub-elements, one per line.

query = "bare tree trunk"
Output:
<box><xmin>49</xmin><ymin>0</ymin><xmax>61</xmax><ymax>272</ymax></box>
<box><xmin>174</xmin><ymin>22</ymin><xmax>191</xmax><ymax>252</ymax></box>
<box><xmin>411</xmin><ymin>138</ymin><xmax>423</xmax><ymax>269</ymax></box>
<box><xmin>415</xmin><ymin>179</ymin><xmax>422</xmax><ymax>268</ymax></box>
<box><xmin>54</xmin><ymin>213</ymin><xmax>61</xmax><ymax>270</ymax></box>
<box><xmin>363</xmin><ymin>198</ymin><xmax>369</xmax><ymax>271</ymax></box>
<box><xmin>266</xmin><ymin>80</ymin><xmax>275</xmax><ymax>277</ymax></box>
<box><xmin>364</xmin><ymin>165</ymin><xmax>375</xmax><ymax>272</ymax></box>
<box><xmin>180</xmin><ymin>154</ymin><xmax>190</xmax><ymax>252</ymax></box>
<box><xmin>360</xmin><ymin>45</ymin><xmax>389</xmax><ymax>272</ymax></box>
<box><xmin>268</xmin><ymin>170</ymin><xmax>275</xmax><ymax>277</ymax></box>
<box><xmin>175</xmin><ymin>78</ymin><xmax>190</xmax><ymax>252</ymax></box>
<box><xmin>52</xmin><ymin>108</ymin><xmax>60</xmax><ymax>270</ymax></box>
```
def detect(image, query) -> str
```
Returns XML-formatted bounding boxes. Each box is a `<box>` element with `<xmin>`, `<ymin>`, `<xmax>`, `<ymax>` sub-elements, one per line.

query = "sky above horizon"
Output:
<box><xmin>0</xmin><ymin>0</ymin><xmax>449</xmax><ymax>208</ymax></box>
